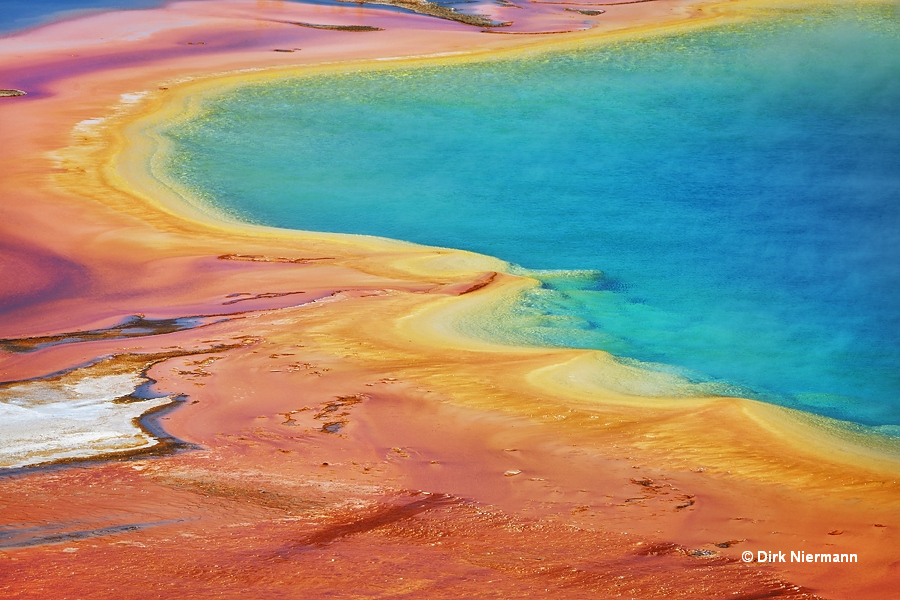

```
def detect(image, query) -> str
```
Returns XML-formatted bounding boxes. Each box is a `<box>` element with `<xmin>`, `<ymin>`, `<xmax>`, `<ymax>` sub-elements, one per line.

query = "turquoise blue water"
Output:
<box><xmin>162</xmin><ymin>4</ymin><xmax>900</xmax><ymax>428</ymax></box>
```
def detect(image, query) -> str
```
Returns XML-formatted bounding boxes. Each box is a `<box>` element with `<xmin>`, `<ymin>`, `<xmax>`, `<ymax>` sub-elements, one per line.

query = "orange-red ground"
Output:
<box><xmin>1</xmin><ymin>1</ymin><xmax>897</xmax><ymax>598</ymax></box>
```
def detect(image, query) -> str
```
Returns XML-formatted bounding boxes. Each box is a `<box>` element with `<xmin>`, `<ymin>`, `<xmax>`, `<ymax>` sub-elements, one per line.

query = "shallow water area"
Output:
<box><xmin>162</xmin><ymin>2</ymin><xmax>900</xmax><ymax>428</ymax></box>
<box><xmin>0</xmin><ymin>358</ymin><xmax>175</xmax><ymax>469</ymax></box>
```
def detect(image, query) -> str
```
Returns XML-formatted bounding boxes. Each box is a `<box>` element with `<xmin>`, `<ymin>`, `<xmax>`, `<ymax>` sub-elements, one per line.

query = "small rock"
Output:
<box><xmin>504</xmin><ymin>469</ymin><xmax>522</xmax><ymax>477</ymax></box>
<box><xmin>0</xmin><ymin>89</ymin><xmax>26</xmax><ymax>97</ymax></box>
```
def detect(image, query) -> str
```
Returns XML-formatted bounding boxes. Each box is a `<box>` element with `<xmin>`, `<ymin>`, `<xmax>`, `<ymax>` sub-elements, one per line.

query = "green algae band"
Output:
<box><xmin>161</xmin><ymin>3</ymin><xmax>900</xmax><ymax>429</ymax></box>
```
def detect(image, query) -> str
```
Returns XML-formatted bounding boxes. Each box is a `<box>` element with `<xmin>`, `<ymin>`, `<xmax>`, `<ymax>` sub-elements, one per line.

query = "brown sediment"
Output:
<box><xmin>220</xmin><ymin>290</ymin><xmax>308</xmax><ymax>305</ymax></box>
<box><xmin>481</xmin><ymin>27</ymin><xmax>591</xmax><ymax>34</ymax></box>
<box><xmin>0</xmin><ymin>315</ymin><xmax>209</xmax><ymax>353</ymax></box>
<box><xmin>217</xmin><ymin>253</ymin><xmax>335</xmax><ymax>263</ymax></box>
<box><xmin>336</xmin><ymin>0</ymin><xmax>512</xmax><ymax>28</ymax></box>
<box><xmin>436</xmin><ymin>271</ymin><xmax>498</xmax><ymax>295</ymax></box>
<box><xmin>288</xmin><ymin>21</ymin><xmax>385</xmax><ymax>31</ymax></box>
<box><xmin>0</xmin><ymin>0</ymin><xmax>898</xmax><ymax>598</ymax></box>
<box><xmin>565</xmin><ymin>8</ymin><xmax>607</xmax><ymax>15</ymax></box>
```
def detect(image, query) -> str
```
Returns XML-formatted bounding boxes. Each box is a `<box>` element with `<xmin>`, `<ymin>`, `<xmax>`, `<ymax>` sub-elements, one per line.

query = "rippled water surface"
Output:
<box><xmin>163</xmin><ymin>3</ymin><xmax>900</xmax><ymax>428</ymax></box>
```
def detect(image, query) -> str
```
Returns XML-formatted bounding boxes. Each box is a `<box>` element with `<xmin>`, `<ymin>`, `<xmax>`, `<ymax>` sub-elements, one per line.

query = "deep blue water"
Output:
<box><xmin>162</xmin><ymin>4</ymin><xmax>900</xmax><ymax>428</ymax></box>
